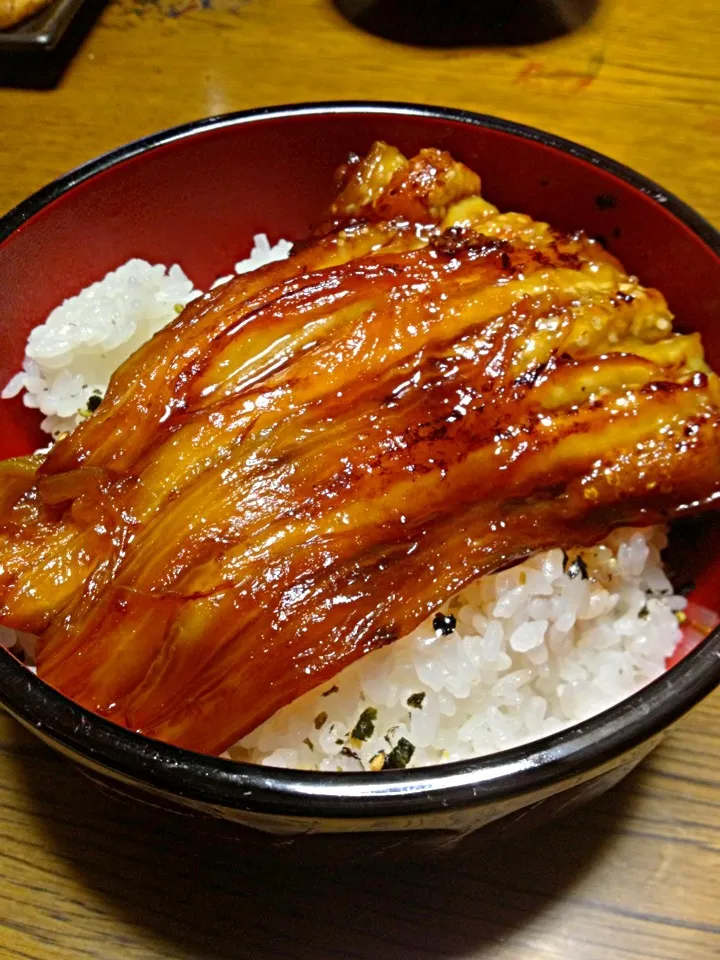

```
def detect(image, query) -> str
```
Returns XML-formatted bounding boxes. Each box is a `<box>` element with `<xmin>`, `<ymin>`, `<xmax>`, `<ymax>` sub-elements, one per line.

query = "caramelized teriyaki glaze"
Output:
<box><xmin>2</xmin><ymin>142</ymin><xmax>720</xmax><ymax>754</ymax></box>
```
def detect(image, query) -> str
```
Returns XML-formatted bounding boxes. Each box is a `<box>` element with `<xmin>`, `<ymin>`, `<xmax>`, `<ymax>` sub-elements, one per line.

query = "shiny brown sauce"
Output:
<box><xmin>1</xmin><ymin>143</ymin><xmax>720</xmax><ymax>754</ymax></box>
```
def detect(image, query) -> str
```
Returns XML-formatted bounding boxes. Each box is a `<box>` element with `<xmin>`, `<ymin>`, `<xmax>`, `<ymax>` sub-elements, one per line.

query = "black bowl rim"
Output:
<box><xmin>1</xmin><ymin>100</ymin><xmax>720</xmax><ymax>822</ymax></box>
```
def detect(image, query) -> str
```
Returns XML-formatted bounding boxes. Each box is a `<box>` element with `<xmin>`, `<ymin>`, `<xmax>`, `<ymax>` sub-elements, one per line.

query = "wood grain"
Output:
<box><xmin>1</xmin><ymin>0</ymin><xmax>720</xmax><ymax>957</ymax></box>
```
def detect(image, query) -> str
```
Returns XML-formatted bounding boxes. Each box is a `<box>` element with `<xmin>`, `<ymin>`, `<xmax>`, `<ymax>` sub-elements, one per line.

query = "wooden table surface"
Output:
<box><xmin>1</xmin><ymin>1</ymin><xmax>720</xmax><ymax>957</ymax></box>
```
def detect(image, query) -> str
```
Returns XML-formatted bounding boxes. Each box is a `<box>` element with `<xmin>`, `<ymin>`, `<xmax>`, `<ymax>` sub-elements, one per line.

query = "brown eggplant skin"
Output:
<box><xmin>1</xmin><ymin>143</ymin><xmax>720</xmax><ymax>755</ymax></box>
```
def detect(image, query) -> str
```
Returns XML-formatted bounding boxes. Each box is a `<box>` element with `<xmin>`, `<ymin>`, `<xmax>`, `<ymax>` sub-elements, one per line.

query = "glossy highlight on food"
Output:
<box><xmin>2</xmin><ymin>142</ymin><xmax>720</xmax><ymax>755</ymax></box>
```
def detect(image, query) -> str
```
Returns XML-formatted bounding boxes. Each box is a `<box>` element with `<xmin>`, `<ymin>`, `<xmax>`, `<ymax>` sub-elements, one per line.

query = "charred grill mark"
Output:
<box><xmin>429</xmin><ymin>229</ymin><xmax>515</xmax><ymax>262</ymax></box>
<box><xmin>641</xmin><ymin>380</ymin><xmax>684</xmax><ymax>395</ymax></box>
<box><xmin>374</xmin><ymin>624</ymin><xmax>399</xmax><ymax>646</ymax></box>
<box><xmin>513</xmin><ymin>363</ymin><xmax>547</xmax><ymax>389</ymax></box>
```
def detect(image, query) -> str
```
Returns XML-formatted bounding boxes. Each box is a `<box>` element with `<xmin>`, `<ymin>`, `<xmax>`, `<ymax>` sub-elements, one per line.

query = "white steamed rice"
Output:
<box><xmin>0</xmin><ymin>235</ymin><xmax>695</xmax><ymax>771</ymax></box>
<box><xmin>236</xmin><ymin>527</ymin><xmax>684</xmax><ymax>771</ymax></box>
<box><xmin>0</xmin><ymin>235</ymin><xmax>292</xmax><ymax>438</ymax></box>
<box><xmin>1</xmin><ymin>261</ymin><xmax>200</xmax><ymax>438</ymax></box>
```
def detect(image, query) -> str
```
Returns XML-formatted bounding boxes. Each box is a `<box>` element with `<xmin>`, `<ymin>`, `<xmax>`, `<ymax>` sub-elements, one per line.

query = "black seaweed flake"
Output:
<box><xmin>384</xmin><ymin>738</ymin><xmax>415</xmax><ymax>769</ymax></box>
<box><xmin>322</xmin><ymin>685</ymin><xmax>339</xmax><ymax>697</ymax></box>
<box><xmin>384</xmin><ymin>725</ymin><xmax>399</xmax><ymax>746</ymax></box>
<box><xmin>314</xmin><ymin>711</ymin><xmax>328</xmax><ymax>730</ymax></box>
<box><xmin>341</xmin><ymin>746</ymin><xmax>360</xmax><ymax>760</ymax></box>
<box><xmin>566</xmin><ymin>555</ymin><xmax>589</xmax><ymax>580</ymax></box>
<box><xmin>87</xmin><ymin>392</ymin><xmax>103</xmax><ymax>412</ymax></box>
<box><xmin>562</xmin><ymin>549</ymin><xmax>570</xmax><ymax>571</ymax></box>
<box><xmin>407</xmin><ymin>692</ymin><xmax>426</xmax><ymax>709</ymax></box>
<box><xmin>432</xmin><ymin>612</ymin><xmax>456</xmax><ymax>636</ymax></box>
<box><xmin>303</xmin><ymin>737</ymin><xmax>314</xmax><ymax>751</ymax></box>
<box><xmin>351</xmin><ymin>706</ymin><xmax>378</xmax><ymax>741</ymax></box>
<box><xmin>638</xmin><ymin>604</ymin><xmax>650</xmax><ymax>619</ymax></box>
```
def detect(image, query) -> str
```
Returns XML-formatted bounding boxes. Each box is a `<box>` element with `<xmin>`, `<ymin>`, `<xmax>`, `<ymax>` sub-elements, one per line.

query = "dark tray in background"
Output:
<box><xmin>0</xmin><ymin>0</ymin><xmax>89</xmax><ymax>52</ymax></box>
<box><xmin>0</xmin><ymin>0</ymin><xmax>104</xmax><ymax>89</ymax></box>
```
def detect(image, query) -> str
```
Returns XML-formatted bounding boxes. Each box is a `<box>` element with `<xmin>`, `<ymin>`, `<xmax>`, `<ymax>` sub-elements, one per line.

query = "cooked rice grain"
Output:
<box><xmin>234</xmin><ymin>527</ymin><xmax>685</xmax><ymax>771</ymax></box>
<box><xmin>1</xmin><ymin>260</ymin><xmax>200</xmax><ymax>437</ymax></box>
<box><xmin>1</xmin><ymin>235</ymin><xmax>293</xmax><ymax>438</ymax></box>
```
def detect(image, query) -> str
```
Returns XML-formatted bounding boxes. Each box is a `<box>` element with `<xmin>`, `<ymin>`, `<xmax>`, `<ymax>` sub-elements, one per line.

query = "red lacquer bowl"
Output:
<box><xmin>1</xmin><ymin>102</ymin><xmax>720</xmax><ymax>858</ymax></box>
